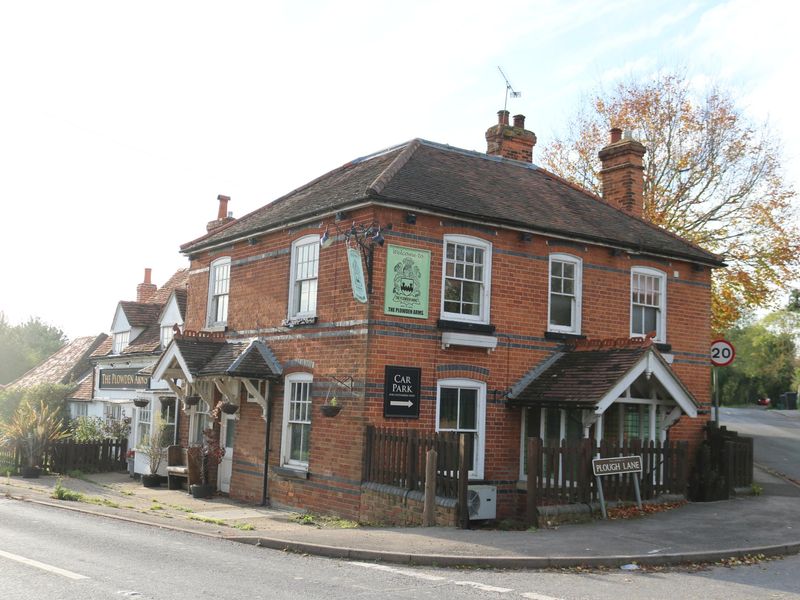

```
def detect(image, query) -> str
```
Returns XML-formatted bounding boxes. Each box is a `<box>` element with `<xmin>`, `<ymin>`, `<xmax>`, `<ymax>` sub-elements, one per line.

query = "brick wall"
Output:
<box><xmin>180</xmin><ymin>202</ymin><xmax>713</xmax><ymax>522</ymax></box>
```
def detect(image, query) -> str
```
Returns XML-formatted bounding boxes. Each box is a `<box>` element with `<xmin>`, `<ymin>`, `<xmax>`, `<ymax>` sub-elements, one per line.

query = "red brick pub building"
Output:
<box><xmin>153</xmin><ymin>111</ymin><xmax>723</xmax><ymax>524</ymax></box>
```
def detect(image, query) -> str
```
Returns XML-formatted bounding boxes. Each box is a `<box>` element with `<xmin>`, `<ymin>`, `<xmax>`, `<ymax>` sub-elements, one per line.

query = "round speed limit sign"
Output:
<box><xmin>710</xmin><ymin>339</ymin><xmax>735</xmax><ymax>367</ymax></box>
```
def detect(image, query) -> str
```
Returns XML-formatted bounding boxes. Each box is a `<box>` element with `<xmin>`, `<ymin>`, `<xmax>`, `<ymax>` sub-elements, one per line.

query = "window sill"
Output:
<box><xmin>203</xmin><ymin>325</ymin><xmax>227</xmax><ymax>333</ymax></box>
<box><xmin>272</xmin><ymin>466</ymin><xmax>309</xmax><ymax>480</ymax></box>
<box><xmin>281</xmin><ymin>316</ymin><xmax>318</xmax><ymax>328</ymax></box>
<box><xmin>437</xmin><ymin>319</ymin><xmax>495</xmax><ymax>335</ymax></box>
<box><xmin>544</xmin><ymin>331</ymin><xmax>585</xmax><ymax>342</ymax></box>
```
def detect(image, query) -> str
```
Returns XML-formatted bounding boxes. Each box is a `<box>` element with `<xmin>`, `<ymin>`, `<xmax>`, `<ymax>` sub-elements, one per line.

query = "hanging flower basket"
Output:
<box><xmin>184</xmin><ymin>395</ymin><xmax>201</xmax><ymax>407</ymax></box>
<box><xmin>133</xmin><ymin>397</ymin><xmax>150</xmax><ymax>408</ymax></box>
<box><xmin>320</xmin><ymin>404</ymin><xmax>342</xmax><ymax>417</ymax></box>
<box><xmin>220</xmin><ymin>402</ymin><xmax>239</xmax><ymax>414</ymax></box>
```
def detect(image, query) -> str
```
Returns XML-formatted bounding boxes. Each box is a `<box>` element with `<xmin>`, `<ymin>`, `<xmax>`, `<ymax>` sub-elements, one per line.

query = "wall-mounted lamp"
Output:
<box><xmin>405</xmin><ymin>212</ymin><xmax>417</xmax><ymax>225</ymax></box>
<box><xmin>344</xmin><ymin>221</ymin><xmax>392</xmax><ymax>295</ymax></box>
<box><xmin>335</xmin><ymin>211</ymin><xmax>348</xmax><ymax>222</ymax></box>
<box><xmin>520</xmin><ymin>232</ymin><xmax>533</xmax><ymax>242</ymax></box>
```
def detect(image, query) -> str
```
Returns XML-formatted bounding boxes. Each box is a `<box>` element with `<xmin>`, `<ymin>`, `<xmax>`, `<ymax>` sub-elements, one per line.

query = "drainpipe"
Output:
<box><xmin>260</xmin><ymin>381</ymin><xmax>272</xmax><ymax>506</ymax></box>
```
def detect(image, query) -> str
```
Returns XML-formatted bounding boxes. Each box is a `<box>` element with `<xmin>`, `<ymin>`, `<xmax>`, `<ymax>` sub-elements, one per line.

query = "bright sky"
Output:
<box><xmin>1</xmin><ymin>0</ymin><xmax>797</xmax><ymax>339</ymax></box>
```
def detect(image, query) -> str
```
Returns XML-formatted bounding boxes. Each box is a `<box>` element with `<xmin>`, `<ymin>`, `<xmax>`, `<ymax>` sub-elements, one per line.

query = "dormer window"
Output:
<box><xmin>161</xmin><ymin>324</ymin><xmax>179</xmax><ymax>348</ymax></box>
<box><xmin>207</xmin><ymin>257</ymin><xmax>231</xmax><ymax>328</ymax></box>
<box><xmin>112</xmin><ymin>330</ymin><xmax>129</xmax><ymax>354</ymax></box>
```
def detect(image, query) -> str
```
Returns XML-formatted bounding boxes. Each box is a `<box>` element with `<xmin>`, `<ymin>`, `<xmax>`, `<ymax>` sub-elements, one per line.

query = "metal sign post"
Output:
<box><xmin>710</xmin><ymin>339</ymin><xmax>735</xmax><ymax>425</ymax></box>
<box><xmin>592</xmin><ymin>456</ymin><xmax>643</xmax><ymax>519</ymax></box>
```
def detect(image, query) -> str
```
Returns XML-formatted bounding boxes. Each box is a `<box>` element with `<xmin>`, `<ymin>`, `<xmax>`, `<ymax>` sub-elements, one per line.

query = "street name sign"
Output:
<box><xmin>592</xmin><ymin>455</ymin><xmax>643</xmax><ymax>477</ymax></box>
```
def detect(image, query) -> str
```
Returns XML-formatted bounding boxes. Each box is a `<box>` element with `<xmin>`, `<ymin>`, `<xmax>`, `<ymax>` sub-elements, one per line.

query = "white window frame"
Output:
<box><xmin>630</xmin><ymin>267</ymin><xmax>667</xmax><ymax>342</ymax></box>
<box><xmin>112</xmin><ymin>330</ymin><xmax>129</xmax><ymax>354</ymax></box>
<box><xmin>206</xmin><ymin>257</ymin><xmax>231</xmax><ymax>328</ymax></box>
<box><xmin>435</xmin><ymin>378</ymin><xmax>486</xmax><ymax>480</ymax></box>
<box><xmin>71</xmin><ymin>402</ymin><xmax>88</xmax><ymax>419</ymax></box>
<box><xmin>160</xmin><ymin>324</ymin><xmax>179</xmax><ymax>349</ymax></box>
<box><xmin>440</xmin><ymin>235</ymin><xmax>492</xmax><ymax>325</ymax></box>
<box><xmin>189</xmin><ymin>404</ymin><xmax>210</xmax><ymax>446</ymax></box>
<box><xmin>136</xmin><ymin>404</ymin><xmax>152</xmax><ymax>448</ymax></box>
<box><xmin>281</xmin><ymin>372</ymin><xmax>313</xmax><ymax>471</ymax></box>
<box><xmin>547</xmin><ymin>253</ymin><xmax>582</xmax><ymax>334</ymax></box>
<box><xmin>287</xmin><ymin>235</ymin><xmax>320</xmax><ymax>319</ymax></box>
<box><xmin>519</xmin><ymin>407</ymin><xmax>586</xmax><ymax>481</ymax></box>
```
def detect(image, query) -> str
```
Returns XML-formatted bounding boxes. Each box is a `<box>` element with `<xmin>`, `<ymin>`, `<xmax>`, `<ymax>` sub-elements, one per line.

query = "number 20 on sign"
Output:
<box><xmin>710</xmin><ymin>339</ymin><xmax>735</xmax><ymax>367</ymax></box>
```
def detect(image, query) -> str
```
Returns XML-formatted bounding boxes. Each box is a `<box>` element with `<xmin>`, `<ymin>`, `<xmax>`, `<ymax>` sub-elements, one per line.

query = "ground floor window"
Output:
<box><xmin>281</xmin><ymin>373</ymin><xmax>312</xmax><ymax>470</ymax></box>
<box><xmin>137</xmin><ymin>404</ymin><xmax>152</xmax><ymax>447</ymax></box>
<box><xmin>436</xmin><ymin>378</ymin><xmax>486</xmax><ymax>479</ymax></box>
<box><xmin>603</xmin><ymin>402</ymin><xmax>654</xmax><ymax>444</ymax></box>
<box><xmin>190</xmin><ymin>406</ymin><xmax>209</xmax><ymax>445</ymax></box>
<box><xmin>70</xmin><ymin>402</ymin><xmax>88</xmax><ymax>419</ymax></box>
<box><xmin>160</xmin><ymin>397</ymin><xmax>177</xmax><ymax>445</ymax></box>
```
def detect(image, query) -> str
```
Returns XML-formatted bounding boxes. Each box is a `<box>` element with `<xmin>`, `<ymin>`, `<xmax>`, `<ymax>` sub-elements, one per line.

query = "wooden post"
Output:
<box><xmin>526</xmin><ymin>437</ymin><xmax>541</xmax><ymax>527</ymax></box>
<box><xmin>406</xmin><ymin>429</ymin><xmax>418</xmax><ymax>491</ymax></box>
<box><xmin>423</xmin><ymin>449</ymin><xmax>437</xmax><ymax>526</ymax></box>
<box><xmin>458</xmin><ymin>434</ymin><xmax>471</xmax><ymax>529</ymax></box>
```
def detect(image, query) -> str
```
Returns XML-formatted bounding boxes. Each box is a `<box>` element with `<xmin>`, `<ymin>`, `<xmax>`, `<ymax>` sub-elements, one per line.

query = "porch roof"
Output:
<box><xmin>507</xmin><ymin>341</ymin><xmax>699</xmax><ymax>417</ymax></box>
<box><xmin>151</xmin><ymin>332</ymin><xmax>282</xmax><ymax>383</ymax></box>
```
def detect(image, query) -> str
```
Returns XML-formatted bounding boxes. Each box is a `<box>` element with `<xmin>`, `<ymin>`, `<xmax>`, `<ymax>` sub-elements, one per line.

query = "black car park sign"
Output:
<box><xmin>383</xmin><ymin>365</ymin><xmax>421</xmax><ymax>418</ymax></box>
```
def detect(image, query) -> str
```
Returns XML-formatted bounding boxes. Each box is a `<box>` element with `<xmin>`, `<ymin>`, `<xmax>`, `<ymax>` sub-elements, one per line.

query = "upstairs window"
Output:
<box><xmin>441</xmin><ymin>235</ymin><xmax>492</xmax><ymax>324</ymax></box>
<box><xmin>288</xmin><ymin>236</ymin><xmax>319</xmax><ymax>318</ymax></box>
<box><xmin>207</xmin><ymin>257</ymin><xmax>231</xmax><ymax>327</ymax></box>
<box><xmin>112</xmin><ymin>330</ymin><xmax>129</xmax><ymax>354</ymax></box>
<box><xmin>631</xmin><ymin>267</ymin><xmax>666</xmax><ymax>341</ymax></box>
<box><xmin>548</xmin><ymin>254</ymin><xmax>582</xmax><ymax>334</ymax></box>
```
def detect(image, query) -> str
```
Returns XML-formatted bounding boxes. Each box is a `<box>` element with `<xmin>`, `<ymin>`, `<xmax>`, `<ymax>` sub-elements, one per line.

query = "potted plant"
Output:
<box><xmin>133</xmin><ymin>396</ymin><xmax>150</xmax><ymax>408</ymax></box>
<box><xmin>138</xmin><ymin>412</ymin><xmax>168</xmax><ymax>487</ymax></box>
<box><xmin>0</xmin><ymin>400</ymin><xmax>68</xmax><ymax>477</ymax></box>
<box><xmin>189</xmin><ymin>427</ymin><xmax>225</xmax><ymax>498</ymax></box>
<box><xmin>220</xmin><ymin>401</ymin><xmax>239</xmax><ymax>414</ymax></box>
<box><xmin>320</xmin><ymin>382</ymin><xmax>342</xmax><ymax>417</ymax></box>
<box><xmin>184</xmin><ymin>394</ymin><xmax>201</xmax><ymax>407</ymax></box>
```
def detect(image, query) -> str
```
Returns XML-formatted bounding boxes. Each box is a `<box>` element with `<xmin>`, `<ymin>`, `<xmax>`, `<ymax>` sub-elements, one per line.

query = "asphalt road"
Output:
<box><xmin>719</xmin><ymin>407</ymin><xmax>800</xmax><ymax>484</ymax></box>
<box><xmin>2</xmin><ymin>498</ymin><xmax>800</xmax><ymax>599</ymax></box>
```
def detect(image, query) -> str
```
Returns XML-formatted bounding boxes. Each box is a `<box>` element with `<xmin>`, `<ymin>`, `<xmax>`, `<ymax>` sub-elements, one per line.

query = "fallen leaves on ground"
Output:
<box><xmin>606</xmin><ymin>501</ymin><xmax>686</xmax><ymax>520</ymax></box>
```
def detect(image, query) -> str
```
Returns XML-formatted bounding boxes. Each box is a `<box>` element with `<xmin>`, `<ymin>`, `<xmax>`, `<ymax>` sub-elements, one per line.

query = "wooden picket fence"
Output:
<box><xmin>526</xmin><ymin>437</ymin><xmax>689</xmax><ymax>510</ymax></box>
<box><xmin>362</xmin><ymin>426</ymin><xmax>462</xmax><ymax>498</ymax></box>
<box><xmin>45</xmin><ymin>439</ymin><xmax>129</xmax><ymax>473</ymax></box>
<box><xmin>4</xmin><ymin>440</ymin><xmax>127</xmax><ymax>474</ymax></box>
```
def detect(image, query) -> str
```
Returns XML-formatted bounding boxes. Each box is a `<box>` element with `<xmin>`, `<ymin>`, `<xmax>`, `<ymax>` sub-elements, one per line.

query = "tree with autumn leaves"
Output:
<box><xmin>541</xmin><ymin>72</ymin><xmax>799</xmax><ymax>332</ymax></box>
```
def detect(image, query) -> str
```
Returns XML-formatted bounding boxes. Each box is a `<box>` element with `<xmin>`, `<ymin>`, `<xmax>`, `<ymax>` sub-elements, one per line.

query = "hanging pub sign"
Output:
<box><xmin>347</xmin><ymin>246</ymin><xmax>368</xmax><ymax>304</ymax></box>
<box><xmin>384</xmin><ymin>244</ymin><xmax>430</xmax><ymax>319</ymax></box>
<box><xmin>383</xmin><ymin>365</ymin><xmax>421</xmax><ymax>418</ymax></box>
<box><xmin>99</xmin><ymin>368</ymin><xmax>150</xmax><ymax>390</ymax></box>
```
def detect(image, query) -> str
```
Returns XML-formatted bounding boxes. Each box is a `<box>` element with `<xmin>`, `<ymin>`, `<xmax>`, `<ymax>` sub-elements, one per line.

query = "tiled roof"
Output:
<box><xmin>68</xmin><ymin>372</ymin><xmax>94</xmax><ymax>401</ymax></box>
<box><xmin>91</xmin><ymin>336</ymin><xmax>113</xmax><ymax>358</ymax></box>
<box><xmin>508</xmin><ymin>346</ymin><xmax>649</xmax><ymax>407</ymax></box>
<box><xmin>173</xmin><ymin>288</ymin><xmax>187</xmax><ymax>319</ymax></box>
<box><xmin>169</xmin><ymin>336</ymin><xmax>282</xmax><ymax>380</ymax></box>
<box><xmin>149</xmin><ymin>269</ymin><xmax>189</xmax><ymax>304</ymax></box>
<box><xmin>181</xmin><ymin>140</ymin><xmax>722</xmax><ymax>266</ymax></box>
<box><xmin>119</xmin><ymin>302</ymin><xmax>163</xmax><ymax>328</ymax></box>
<box><xmin>123</xmin><ymin>325</ymin><xmax>161</xmax><ymax>355</ymax></box>
<box><xmin>7</xmin><ymin>334</ymin><xmax>108</xmax><ymax>390</ymax></box>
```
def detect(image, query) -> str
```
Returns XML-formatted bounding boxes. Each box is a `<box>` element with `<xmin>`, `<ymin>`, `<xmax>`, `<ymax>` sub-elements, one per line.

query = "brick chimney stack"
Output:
<box><xmin>598</xmin><ymin>128</ymin><xmax>646</xmax><ymax>218</ymax></box>
<box><xmin>136</xmin><ymin>268</ymin><xmax>157</xmax><ymax>303</ymax></box>
<box><xmin>207</xmin><ymin>194</ymin><xmax>235</xmax><ymax>232</ymax></box>
<box><xmin>485</xmin><ymin>110</ymin><xmax>537</xmax><ymax>162</ymax></box>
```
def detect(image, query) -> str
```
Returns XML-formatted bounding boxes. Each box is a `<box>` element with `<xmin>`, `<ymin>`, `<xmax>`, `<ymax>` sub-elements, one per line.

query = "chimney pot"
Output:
<box><xmin>217</xmin><ymin>195</ymin><xmax>230</xmax><ymax>220</ymax></box>
<box><xmin>513</xmin><ymin>114</ymin><xmax>525</xmax><ymax>128</ymax></box>
<box><xmin>144</xmin><ymin>268</ymin><xmax>152</xmax><ymax>284</ymax></box>
<box><xmin>136</xmin><ymin>267</ymin><xmax>157</xmax><ymax>302</ymax></box>
<box><xmin>598</xmin><ymin>129</ymin><xmax>646</xmax><ymax>218</ymax></box>
<box><xmin>610</xmin><ymin>127</ymin><xmax>622</xmax><ymax>143</ymax></box>
<box><xmin>497</xmin><ymin>110</ymin><xmax>510</xmax><ymax>126</ymax></box>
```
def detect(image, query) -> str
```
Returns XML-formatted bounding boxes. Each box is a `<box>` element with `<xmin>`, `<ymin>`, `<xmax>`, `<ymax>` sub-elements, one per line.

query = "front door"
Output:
<box><xmin>218</xmin><ymin>413</ymin><xmax>236</xmax><ymax>493</ymax></box>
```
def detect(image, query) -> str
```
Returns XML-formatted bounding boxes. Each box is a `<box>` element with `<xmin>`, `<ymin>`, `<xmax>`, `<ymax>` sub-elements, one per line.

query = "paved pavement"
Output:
<box><xmin>2</xmin><ymin>463</ymin><xmax>799</xmax><ymax>569</ymax></box>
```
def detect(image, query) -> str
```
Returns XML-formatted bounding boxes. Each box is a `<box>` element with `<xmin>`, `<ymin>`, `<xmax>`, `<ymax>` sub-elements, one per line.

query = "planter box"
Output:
<box><xmin>190</xmin><ymin>483</ymin><xmax>214</xmax><ymax>499</ymax></box>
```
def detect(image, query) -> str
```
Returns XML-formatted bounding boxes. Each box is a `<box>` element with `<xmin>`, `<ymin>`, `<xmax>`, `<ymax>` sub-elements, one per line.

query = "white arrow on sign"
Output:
<box><xmin>389</xmin><ymin>400</ymin><xmax>414</xmax><ymax>408</ymax></box>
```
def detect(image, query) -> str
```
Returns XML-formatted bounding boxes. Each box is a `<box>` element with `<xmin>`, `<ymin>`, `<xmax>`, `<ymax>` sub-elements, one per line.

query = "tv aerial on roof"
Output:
<box><xmin>498</xmin><ymin>66</ymin><xmax>521</xmax><ymax>112</ymax></box>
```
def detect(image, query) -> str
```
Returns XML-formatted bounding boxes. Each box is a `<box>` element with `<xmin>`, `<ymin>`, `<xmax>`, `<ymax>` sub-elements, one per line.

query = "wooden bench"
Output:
<box><xmin>166</xmin><ymin>446</ymin><xmax>200</xmax><ymax>490</ymax></box>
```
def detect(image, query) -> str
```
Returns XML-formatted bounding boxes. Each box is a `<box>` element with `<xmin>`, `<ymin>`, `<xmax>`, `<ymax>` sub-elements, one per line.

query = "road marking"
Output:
<box><xmin>453</xmin><ymin>580</ymin><xmax>513</xmax><ymax>593</ymax></box>
<box><xmin>351</xmin><ymin>561</ymin><xmax>446</xmax><ymax>581</ymax></box>
<box><xmin>520</xmin><ymin>593</ymin><xmax>564</xmax><ymax>600</ymax></box>
<box><xmin>0</xmin><ymin>549</ymin><xmax>89</xmax><ymax>580</ymax></box>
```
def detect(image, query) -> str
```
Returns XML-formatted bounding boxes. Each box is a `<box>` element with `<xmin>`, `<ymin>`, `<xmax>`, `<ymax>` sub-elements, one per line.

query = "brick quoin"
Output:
<box><xmin>178</xmin><ymin>198</ymin><xmax>713</xmax><ymax>522</ymax></box>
